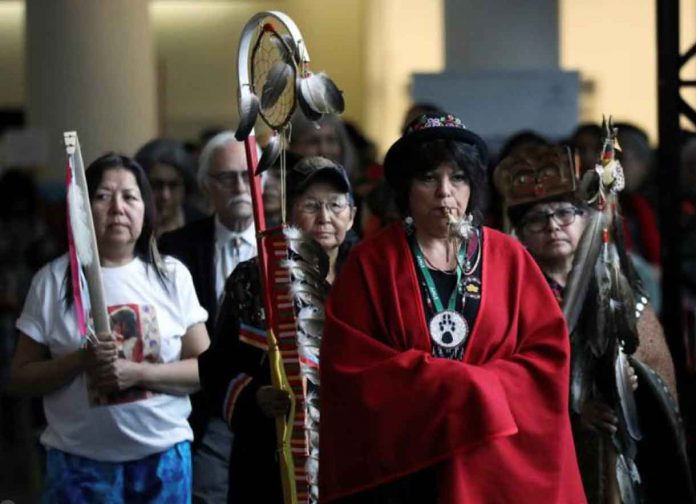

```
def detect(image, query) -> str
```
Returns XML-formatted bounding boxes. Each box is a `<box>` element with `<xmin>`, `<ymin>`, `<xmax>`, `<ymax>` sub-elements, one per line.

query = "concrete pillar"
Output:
<box><xmin>26</xmin><ymin>0</ymin><xmax>157</xmax><ymax>179</ymax></box>
<box><xmin>412</xmin><ymin>0</ymin><xmax>578</xmax><ymax>150</ymax></box>
<box><xmin>445</xmin><ymin>0</ymin><xmax>558</xmax><ymax>71</ymax></box>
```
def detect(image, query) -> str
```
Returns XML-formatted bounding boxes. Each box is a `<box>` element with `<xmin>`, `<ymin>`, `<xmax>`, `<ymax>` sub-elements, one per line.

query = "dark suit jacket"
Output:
<box><xmin>159</xmin><ymin>216</ymin><xmax>217</xmax><ymax>335</ymax></box>
<box><xmin>159</xmin><ymin>216</ymin><xmax>217</xmax><ymax>443</ymax></box>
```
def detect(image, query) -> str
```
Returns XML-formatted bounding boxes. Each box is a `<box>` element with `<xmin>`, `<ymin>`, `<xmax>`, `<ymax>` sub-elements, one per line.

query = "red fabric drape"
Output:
<box><xmin>319</xmin><ymin>224</ymin><xmax>586</xmax><ymax>503</ymax></box>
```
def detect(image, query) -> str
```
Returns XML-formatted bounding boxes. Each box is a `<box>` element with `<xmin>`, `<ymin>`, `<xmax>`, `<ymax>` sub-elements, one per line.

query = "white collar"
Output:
<box><xmin>214</xmin><ymin>215</ymin><xmax>256</xmax><ymax>246</ymax></box>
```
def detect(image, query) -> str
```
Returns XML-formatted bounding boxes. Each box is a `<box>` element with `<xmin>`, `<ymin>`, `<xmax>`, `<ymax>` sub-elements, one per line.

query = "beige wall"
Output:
<box><xmin>560</xmin><ymin>0</ymin><xmax>696</xmax><ymax>143</ymax></box>
<box><xmin>364</xmin><ymin>0</ymin><xmax>444</xmax><ymax>157</ymax></box>
<box><xmin>3</xmin><ymin>1</ymin><xmax>696</xmax><ymax>152</ymax></box>
<box><xmin>150</xmin><ymin>0</ymin><xmax>366</xmax><ymax>141</ymax></box>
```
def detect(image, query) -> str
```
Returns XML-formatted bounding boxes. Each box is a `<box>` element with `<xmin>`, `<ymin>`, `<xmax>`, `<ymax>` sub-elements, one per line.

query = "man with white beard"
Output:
<box><xmin>159</xmin><ymin>131</ymin><xmax>256</xmax><ymax>503</ymax></box>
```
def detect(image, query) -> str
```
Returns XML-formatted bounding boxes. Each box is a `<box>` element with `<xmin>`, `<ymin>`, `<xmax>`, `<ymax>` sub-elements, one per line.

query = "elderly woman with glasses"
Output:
<box><xmin>318</xmin><ymin>113</ymin><xmax>586</xmax><ymax>503</ymax></box>
<box><xmin>197</xmin><ymin>156</ymin><xmax>356</xmax><ymax>503</ymax></box>
<box><xmin>496</xmin><ymin>144</ymin><xmax>684</xmax><ymax>504</ymax></box>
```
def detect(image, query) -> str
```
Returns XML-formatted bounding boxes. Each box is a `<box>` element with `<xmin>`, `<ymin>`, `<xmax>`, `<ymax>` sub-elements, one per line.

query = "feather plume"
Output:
<box><xmin>271</xmin><ymin>33</ymin><xmax>300</xmax><ymax>66</ymax></box>
<box><xmin>616</xmin><ymin>452</ymin><xmax>641</xmax><ymax>504</ymax></box>
<box><xmin>611</xmin><ymin>209</ymin><xmax>647</xmax><ymax>306</ymax></box>
<box><xmin>67</xmin><ymin>169</ymin><xmax>94</xmax><ymax>267</ymax></box>
<box><xmin>569</xmin><ymin>332</ymin><xmax>593</xmax><ymax>414</ymax></box>
<box><xmin>255</xmin><ymin>134</ymin><xmax>282</xmax><ymax>175</ymax></box>
<box><xmin>610</xmin><ymin>262</ymin><xmax>639</xmax><ymax>354</ymax></box>
<box><xmin>615</xmin><ymin>350</ymin><xmax>642</xmax><ymax>441</ymax></box>
<box><xmin>283</xmin><ymin>226</ymin><xmax>329</xmax><ymax>503</ymax></box>
<box><xmin>563</xmin><ymin>209</ymin><xmax>605</xmax><ymax>334</ymax></box>
<box><xmin>446</xmin><ymin>212</ymin><xmax>474</xmax><ymax>241</ymax></box>
<box><xmin>285</xmin><ymin>227</ymin><xmax>330</xmax><ymax>279</ymax></box>
<box><xmin>261</xmin><ymin>61</ymin><xmax>293</xmax><ymax>110</ymax></box>
<box><xmin>298</xmin><ymin>72</ymin><xmax>344</xmax><ymax>115</ymax></box>
<box><xmin>297</xmin><ymin>75</ymin><xmax>323</xmax><ymax>121</ymax></box>
<box><xmin>235</xmin><ymin>91</ymin><xmax>260</xmax><ymax>141</ymax></box>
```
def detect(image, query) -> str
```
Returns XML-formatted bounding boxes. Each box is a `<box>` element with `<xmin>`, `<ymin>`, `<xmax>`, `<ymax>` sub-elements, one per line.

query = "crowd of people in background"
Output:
<box><xmin>0</xmin><ymin>102</ymin><xmax>695</xmax><ymax>502</ymax></box>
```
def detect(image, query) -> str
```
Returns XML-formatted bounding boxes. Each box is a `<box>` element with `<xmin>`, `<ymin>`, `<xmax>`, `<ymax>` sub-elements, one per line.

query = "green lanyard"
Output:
<box><xmin>412</xmin><ymin>241</ymin><xmax>466</xmax><ymax>312</ymax></box>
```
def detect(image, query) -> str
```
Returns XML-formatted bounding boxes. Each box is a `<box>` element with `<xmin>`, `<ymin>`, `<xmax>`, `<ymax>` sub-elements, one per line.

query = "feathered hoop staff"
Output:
<box><xmin>64</xmin><ymin>132</ymin><xmax>110</xmax><ymax>342</ymax></box>
<box><xmin>236</xmin><ymin>12</ymin><xmax>343</xmax><ymax>504</ymax></box>
<box><xmin>564</xmin><ymin>117</ymin><xmax>644</xmax><ymax>503</ymax></box>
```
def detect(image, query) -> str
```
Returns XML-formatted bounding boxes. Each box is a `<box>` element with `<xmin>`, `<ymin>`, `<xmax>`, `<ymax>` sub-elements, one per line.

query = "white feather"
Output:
<box><xmin>67</xmin><ymin>177</ymin><xmax>94</xmax><ymax>266</ymax></box>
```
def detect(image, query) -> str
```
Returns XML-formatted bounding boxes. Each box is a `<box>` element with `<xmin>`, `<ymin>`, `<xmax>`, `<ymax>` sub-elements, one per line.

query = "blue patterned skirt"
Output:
<box><xmin>43</xmin><ymin>441</ymin><xmax>191</xmax><ymax>503</ymax></box>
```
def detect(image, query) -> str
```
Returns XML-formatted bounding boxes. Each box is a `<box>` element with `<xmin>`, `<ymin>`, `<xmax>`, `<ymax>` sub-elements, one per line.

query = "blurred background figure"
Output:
<box><xmin>614</xmin><ymin>123</ymin><xmax>661</xmax><ymax>267</ymax></box>
<box><xmin>496</xmin><ymin>130</ymin><xmax>550</xmax><ymax>162</ymax></box>
<box><xmin>289</xmin><ymin>113</ymin><xmax>363</xmax><ymax>235</ymax></box>
<box><xmin>681</xmin><ymin>133</ymin><xmax>696</xmax><ymax>292</ymax></box>
<box><xmin>262</xmin><ymin>167</ymin><xmax>283</xmax><ymax>228</ymax></box>
<box><xmin>261</xmin><ymin>151</ymin><xmax>301</xmax><ymax>229</ymax></box>
<box><xmin>289</xmin><ymin>112</ymin><xmax>357</xmax><ymax>179</ymax></box>
<box><xmin>0</xmin><ymin>168</ymin><xmax>60</xmax><ymax>501</ymax></box>
<box><xmin>159</xmin><ymin>131</ymin><xmax>257</xmax><ymax>504</ymax></box>
<box><xmin>680</xmin><ymin>133</ymin><xmax>696</xmax><ymax>376</ymax></box>
<box><xmin>569</xmin><ymin>123</ymin><xmax>603</xmax><ymax>175</ymax></box>
<box><xmin>135</xmin><ymin>138</ymin><xmax>206</xmax><ymax>237</ymax></box>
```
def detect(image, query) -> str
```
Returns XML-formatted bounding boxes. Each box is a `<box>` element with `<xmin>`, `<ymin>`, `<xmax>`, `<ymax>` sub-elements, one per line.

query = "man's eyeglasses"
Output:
<box><xmin>208</xmin><ymin>171</ymin><xmax>247</xmax><ymax>188</ymax></box>
<box><xmin>522</xmin><ymin>207</ymin><xmax>584</xmax><ymax>232</ymax></box>
<box><xmin>298</xmin><ymin>199</ymin><xmax>350</xmax><ymax>216</ymax></box>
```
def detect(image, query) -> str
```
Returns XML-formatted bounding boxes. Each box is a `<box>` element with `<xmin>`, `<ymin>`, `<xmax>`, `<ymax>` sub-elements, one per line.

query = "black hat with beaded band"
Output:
<box><xmin>383</xmin><ymin>112</ymin><xmax>489</xmax><ymax>188</ymax></box>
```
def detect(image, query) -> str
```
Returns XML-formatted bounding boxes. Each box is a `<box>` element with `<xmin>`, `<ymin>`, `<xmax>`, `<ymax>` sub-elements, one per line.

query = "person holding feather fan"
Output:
<box><xmin>319</xmin><ymin>112</ymin><xmax>586</xmax><ymax>503</ymax></box>
<box><xmin>197</xmin><ymin>155</ymin><xmax>356</xmax><ymax>503</ymax></box>
<box><xmin>9</xmin><ymin>153</ymin><xmax>210</xmax><ymax>502</ymax></box>
<box><xmin>495</xmin><ymin>142</ymin><xmax>693</xmax><ymax>503</ymax></box>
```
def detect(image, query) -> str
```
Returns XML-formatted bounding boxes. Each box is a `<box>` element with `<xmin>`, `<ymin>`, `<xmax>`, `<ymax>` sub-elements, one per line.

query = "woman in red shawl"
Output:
<box><xmin>319</xmin><ymin>113</ymin><xmax>586</xmax><ymax>503</ymax></box>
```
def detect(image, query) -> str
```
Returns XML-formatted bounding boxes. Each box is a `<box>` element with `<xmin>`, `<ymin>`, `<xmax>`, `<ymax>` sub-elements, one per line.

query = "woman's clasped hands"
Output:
<box><xmin>84</xmin><ymin>332</ymin><xmax>142</xmax><ymax>393</ymax></box>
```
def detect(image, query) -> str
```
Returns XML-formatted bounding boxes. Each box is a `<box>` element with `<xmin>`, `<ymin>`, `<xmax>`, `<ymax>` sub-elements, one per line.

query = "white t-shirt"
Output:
<box><xmin>16</xmin><ymin>254</ymin><xmax>208</xmax><ymax>462</ymax></box>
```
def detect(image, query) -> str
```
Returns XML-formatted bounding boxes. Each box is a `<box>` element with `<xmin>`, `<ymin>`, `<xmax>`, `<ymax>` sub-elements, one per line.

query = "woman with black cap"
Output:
<box><xmin>319</xmin><ymin>113</ymin><xmax>586</xmax><ymax>503</ymax></box>
<box><xmin>197</xmin><ymin>156</ymin><xmax>356</xmax><ymax>503</ymax></box>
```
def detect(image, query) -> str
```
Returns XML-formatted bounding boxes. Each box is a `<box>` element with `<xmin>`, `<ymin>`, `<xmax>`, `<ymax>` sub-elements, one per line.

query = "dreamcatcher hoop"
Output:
<box><xmin>237</xmin><ymin>11</ymin><xmax>309</xmax><ymax>137</ymax></box>
<box><xmin>235</xmin><ymin>11</ymin><xmax>342</xmax><ymax>504</ymax></box>
<box><xmin>249</xmin><ymin>24</ymin><xmax>299</xmax><ymax>130</ymax></box>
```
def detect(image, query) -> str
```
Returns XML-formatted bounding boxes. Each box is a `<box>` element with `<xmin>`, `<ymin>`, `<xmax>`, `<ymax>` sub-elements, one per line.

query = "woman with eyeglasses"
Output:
<box><xmin>197</xmin><ymin>156</ymin><xmax>356</xmax><ymax>503</ymax></box>
<box><xmin>511</xmin><ymin>200</ymin><xmax>590</xmax><ymax>300</ymax></box>
<box><xmin>497</xmin><ymin>144</ymin><xmax>684</xmax><ymax>504</ymax></box>
<box><xmin>318</xmin><ymin>113</ymin><xmax>586</xmax><ymax>503</ymax></box>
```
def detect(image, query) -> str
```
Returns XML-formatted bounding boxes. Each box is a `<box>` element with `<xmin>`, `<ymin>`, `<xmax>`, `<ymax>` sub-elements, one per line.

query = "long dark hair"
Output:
<box><xmin>63</xmin><ymin>153</ymin><xmax>166</xmax><ymax>308</ymax></box>
<box><xmin>391</xmin><ymin>139</ymin><xmax>489</xmax><ymax>225</ymax></box>
<box><xmin>85</xmin><ymin>153</ymin><xmax>157</xmax><ymax>258</ymax></box>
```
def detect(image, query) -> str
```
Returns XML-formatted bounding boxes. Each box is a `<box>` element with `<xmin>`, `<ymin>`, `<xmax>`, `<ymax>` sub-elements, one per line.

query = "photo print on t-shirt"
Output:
<box><xmin>88</xmin><ymin>303</ymin><xmax>162</xmax><ymax>407</ymax></box>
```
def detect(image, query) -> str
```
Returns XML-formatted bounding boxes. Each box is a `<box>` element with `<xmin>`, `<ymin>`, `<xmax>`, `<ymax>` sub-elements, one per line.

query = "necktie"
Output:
<box><xmin>218</xmin><ymin>235</ymin><xmax>242</xmax><ymax>305</ymax></box>
<box><xmin>222</xmin><ymin>235</ymin><xmax>242</xmax><ymax>281</ymax></box>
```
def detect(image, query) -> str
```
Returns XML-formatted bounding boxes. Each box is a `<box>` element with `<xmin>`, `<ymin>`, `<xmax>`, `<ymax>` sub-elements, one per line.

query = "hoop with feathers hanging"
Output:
<box><xmin>235</xmin><ymin>12</ymin><xmax>343</xmax><ymax>504</ymax></box>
